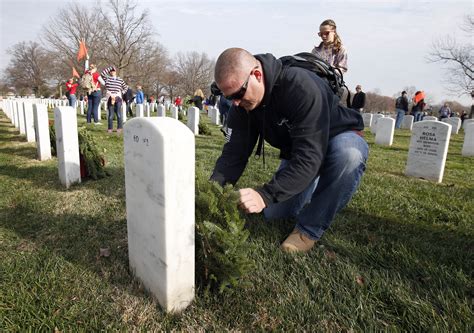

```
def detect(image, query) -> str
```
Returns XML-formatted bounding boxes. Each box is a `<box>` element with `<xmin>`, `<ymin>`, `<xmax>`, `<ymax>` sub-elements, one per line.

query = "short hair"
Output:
<box><xmin>402</xmin><ymin>91</ymin><xmax>407</xmax><ymax>94</ymax></box>
<box><xmin>214</xmin><ymin>48</ymin><xmax>256</xmax><ymax>85</ymax></box>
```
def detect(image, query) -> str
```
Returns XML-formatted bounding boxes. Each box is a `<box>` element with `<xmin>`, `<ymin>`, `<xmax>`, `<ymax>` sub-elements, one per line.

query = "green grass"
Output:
<box><xmin>0</xmin><ymin>110</ymin><xmax>473</xmax><ymax>331</ymax></box>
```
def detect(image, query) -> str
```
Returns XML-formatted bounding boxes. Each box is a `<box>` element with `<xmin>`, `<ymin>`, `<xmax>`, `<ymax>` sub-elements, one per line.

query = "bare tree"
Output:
<box><xmin>4</xmin><ymin>41</ymin><xmax>51</xmax><ymax>96</ymax></box>
<box><xmin>128</xmin><ymin>44</ymin><xmax>170</xmax><ymax>98</ymax></box>
<box><xmin>174</xmin><ymin>51</ymin><xmax>215</xmax><ymax>98</ymax></box>
<box><xmin>364</xmin><ymin>90</ymin><xmax>395</xmax><ymax>113</ymax></box>
<box><xmin>42</xmin><ymin>3</ymin><xmax>106</xmax><ymax>72</ymax></box>
<box><xmin>427</xmin><ymin>15</ymin><xmax>473</xmax><ymax>98</ymax></box>
<box><xmin>99</xmin><ymin>0</ymin><xmax>154</xmax><ymax>78</ymax></box>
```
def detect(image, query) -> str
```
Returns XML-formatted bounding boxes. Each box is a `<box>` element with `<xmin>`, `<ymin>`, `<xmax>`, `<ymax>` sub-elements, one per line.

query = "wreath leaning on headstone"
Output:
<box><xmin>195</xmin><ymin>169</ymin><xmax>254</xmax><ymax>293</ymax></box>
<box><xmin>49</xmin><ymin>123</ymin><xmax>108</xmax><ymax>180</ymax></box>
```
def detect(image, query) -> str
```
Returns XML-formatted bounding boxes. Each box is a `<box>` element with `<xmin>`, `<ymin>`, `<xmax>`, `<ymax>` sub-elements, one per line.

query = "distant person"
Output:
<box><xmin>460</xmin><ymin>110</ymin><xmax>468</xmax><ymax>123</ymax></box>
<box><xmin>83</xmin><ymin>61</ymin><xmax>103</xmax><ymax>125</ymax></box>
<box><xmin>124</xmin><ymin>86</ymin><xmax>134</xmax><ymax>117</ymax></box>
<box><xmin>411</xmin><ymin>91</ymin><xmax>425</xmax><ymax>122</ymax></box>
<box><xmin>65</xmin><ymin>78</ymin><xmax>79</xmax><ymax>109</ymax></box>
<box><xmin>101</xmin><ymin>66</ymin><xmax>128</xmax><ymax>133</ymax></box>
<box><xmin>395</xmin><ymin>91</ymin><xmax>409</xmax><ymax>129</ymax></box>
<box><xmin>174</xmin><ymin>95</ymin><xmax>183</xmax><ymax>112</ymax></box>
<box><xmin>351</xmin><ymin>85</ymin><xmax>366</xmax><ymax>113</ymax></box>
<box><xmin>135</xmin><ymin>85</ymin><xmax>144</xmax><ymax>105</ymax></box>
<box><xmin>311</xmin><ymin>19</ymin><xmax>347</xmax><ymax>73</ymax></box>
<box><xmin>438</xmin><ymin>102</ymin><xmax>451</xmax><ymax>120</ymax></box>
<box><xmin>190</xmin><ymin>89</ymin><xmax>205</xmax><ymax>110</ymax></box>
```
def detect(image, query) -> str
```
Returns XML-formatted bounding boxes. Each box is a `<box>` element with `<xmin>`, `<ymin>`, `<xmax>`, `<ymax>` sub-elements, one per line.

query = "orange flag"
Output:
<box><xmin>72</xmin><ymin>67</ymin><xmax>80</xmax><ymax>78</ymax></box>
<box><xmin>77</xmin><ymin>40</ymin><xmax>88</xmax><ymax>61</ymax></box>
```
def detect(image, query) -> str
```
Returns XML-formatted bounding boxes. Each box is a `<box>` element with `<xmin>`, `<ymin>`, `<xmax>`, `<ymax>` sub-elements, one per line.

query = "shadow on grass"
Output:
<box><xmin>0</xmin><ymin>144</ymin><xmax>37</xmax><ymax>159</ymax></box>
<box><xmin>330</xmin><ymin>208</ymin><xmax>473</xmax><ymax>278</ymax></box>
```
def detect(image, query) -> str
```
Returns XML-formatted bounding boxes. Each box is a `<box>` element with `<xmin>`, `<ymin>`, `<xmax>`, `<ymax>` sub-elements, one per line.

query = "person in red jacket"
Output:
<box><xmin>65</xmin><ymin>78</ymin><xmax>79</xmax><ymax>109</ymax></box>
<box><xmin>174</xmin><ymin>95</ymin><xmax>182</xmax><ymax>112</ymax></box>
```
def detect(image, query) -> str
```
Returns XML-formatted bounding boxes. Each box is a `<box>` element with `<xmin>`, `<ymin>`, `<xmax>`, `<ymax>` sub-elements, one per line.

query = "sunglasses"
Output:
<box><xmin>224</xmin><ymin>66</ymin><xmax>258</xmax><ymax>100</ymax></box>
<box><xmin>318</xmin><ymin>30</ymin><xmax>334</xmax><ymax>37</ymax></box>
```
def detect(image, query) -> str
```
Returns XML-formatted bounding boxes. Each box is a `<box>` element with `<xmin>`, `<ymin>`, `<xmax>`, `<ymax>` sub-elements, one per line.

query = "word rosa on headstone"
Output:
<box><xmin>405</xmin><ymin>121</ymin><xmax>451</xmax><ymax>183</ymax></box>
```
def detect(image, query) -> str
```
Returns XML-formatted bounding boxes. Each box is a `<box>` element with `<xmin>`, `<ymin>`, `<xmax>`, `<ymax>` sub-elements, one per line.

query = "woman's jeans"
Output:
<box><xmin>414</xmin><ymin>111</ymin><xmax>423</xmax><ymax>122</ymax></box>
<box><xmin>264</xmin><ymin>131</ymin><xmax>369</xmax><ymax>240</ymax></box>
<box><xmin>87</xmin><ymin>91</ymin><xmax>101</xmax><ymax>123</ymax></box>
<box><xmin>68</xmin><ymin>94</ymin><xmax>77</xmax><ymax>109</ymax></box>
<box><xmin>108</xmin><ymin>97</ymin><xmax>123</xmax><ymax>130</ymax></box>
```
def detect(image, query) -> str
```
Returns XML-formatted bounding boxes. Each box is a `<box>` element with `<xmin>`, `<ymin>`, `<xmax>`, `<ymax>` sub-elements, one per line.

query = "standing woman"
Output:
<box><xmin>84</xmin><ymin>63</ymin><xmax>104</xmax><ymax>125</ymax></box>
<box><xmin>191</xmin><ymin>89</ymin><xmax>205</xmax><ymax>111</ymax></box>
<box><xmin>311</xmin><ymin>19</ymin><xmax>348</xmax><ymax>74</ymax></box>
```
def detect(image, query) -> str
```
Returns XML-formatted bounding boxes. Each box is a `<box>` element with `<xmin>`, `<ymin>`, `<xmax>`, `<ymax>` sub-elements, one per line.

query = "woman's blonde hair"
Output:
<box><xmin>194</xmin><ymin>89</ymin><xmax>205</xmax><ymax>98</ymax></box>
<box><xmin>319</xmin><ymin>19</ymin><xmax>343</xmax><ymax>52</ymax></box>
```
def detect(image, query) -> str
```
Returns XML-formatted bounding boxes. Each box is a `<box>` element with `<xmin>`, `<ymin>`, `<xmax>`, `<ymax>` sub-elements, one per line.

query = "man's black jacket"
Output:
<box><xmin>210</xmin><ymin>53</ymin><xmax>364</xmax><ymax>206</ymax></box>
<box><xmin>352</xmin><ymin>91</ymin><xmax>366</xmax><ymax>109</ymax></box>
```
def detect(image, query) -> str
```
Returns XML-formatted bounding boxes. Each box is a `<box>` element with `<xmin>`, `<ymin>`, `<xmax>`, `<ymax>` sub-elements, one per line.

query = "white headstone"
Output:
<box><xmin>18</xmin><ymin>101</ymin><xmax>26</xmax><ymax>135</ymax></box>
<box><xmin>170</xmin><ymin>105</ymin><xmax>178</xmax><ymax>120</ymax></box>
<box><xmin>423</xmin><ymin>116</ymin><xmax>437</xmax><ymax>121</ymax></box>
<box><xmin>462</xmin><ymin>119</ymin><xmax>474</xmax><ymax>130</ymax></box>
<box><xmin>124</xmin><ymin>117</ymin><xmax>195</xmax><ymax>313</ymax></box>
<box><xmin>375</xmin><ymin>117</ymin><xmax>395</xmax><ymax>146</ymax></box>
<box><xmin>157</xmin><ymin>104</ymin><xmax>166</xmax><ymax>117</ymax></box>
<box><xmin>461</xmin><ymin>123</ymin><xmax>474</xmax><ymax>156</ymax></box>
<box><xmin>405</xmin><ymin>121</ymin><xmax>451</xmax><ymax>183</ymax></box>
<box><xmin>145</xmin><ymin>103</ymin><xmax>150</xmax><ymax>117</ymax></box>
<box><xmin>80</xmin><ymin>101</ymin><xmax>85</xmax><ymax>115</ymax></box>
<box><xmin>97</xmin><ymin>101</ymin><xmax>102</xmax><ymax>121</ymax></box>
<box><xmin>136</xmin><ymin>104</ymin><xmax>144</xmax><ymax>117</ymax></box>
<box><xmin>401</xmin><ymin>115</ymin><xmax>414</xmax><ymax>130</ymax></box>
<box><xmin>370</xmin><ymin>114</ymin><xmax>384</xmax><ymax>134</ymax></box>
<box><xmin>362</xmin><ymin>113</ymin><xmax>373</xmax><ymax>128</ymax></box>
<box><xmin>446</xmin><ymin>117</ymin><xmax>461</xmax><ymax>135</ymax></box>
<box><xmin>211</xmin><ymin>107</ymin><xmax>220</xmax><ymax>125</ymax></box>
<box><xmin>54</xmin><ymin>106</ymin><xmax>81</xmax><ymax>188</ymax></box>
<box><xmin>187</xmin><ymin>107</ymin><xmax>199</xmax><ymax>135</ymax></box>
<box><xmin>33</xmin><ymin>104</ymin><xmax>51</xmax><ymax>161</ymax></box>
<box><xmin>122</xmin><ymin>102</ymin><xmax>127</xmax><ymax>123</ymax></box>
<box><xmin>23</xmin><ymin>102</ymin><xmax>36</xmax><ymax>142</ymax></box>
<box><xmin>12</xmin><ymin>101</ymin><xmax>18</xmax><ymax>127</ymax></box>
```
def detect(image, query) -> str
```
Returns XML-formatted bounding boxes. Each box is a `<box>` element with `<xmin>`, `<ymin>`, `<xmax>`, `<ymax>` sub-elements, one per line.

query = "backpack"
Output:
<box><xmin>279</xmin><ymin>52</ymin><xmax>351</xmax><ymax>107</ymax></box>
<box><xmin>80</xmin><ymin>72</ymin><xmax>96</xmax><ymax>94</ymax></box>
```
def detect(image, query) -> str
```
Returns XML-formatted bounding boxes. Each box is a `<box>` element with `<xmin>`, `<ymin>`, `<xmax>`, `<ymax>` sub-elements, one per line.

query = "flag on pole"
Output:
<box><xmin>77</xmin><ymin>39</ymin><xmax>88</xmax><ymax>61</ymax></box>
<box><xmin>72</xmin><ymin>67</ymin><xmax>80</xmax><ymax>78</ymax></box>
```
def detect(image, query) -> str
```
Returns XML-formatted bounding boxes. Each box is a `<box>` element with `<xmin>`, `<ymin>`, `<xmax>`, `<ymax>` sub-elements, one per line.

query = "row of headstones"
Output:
<box><xmin>362</xmin><ymin>113</ymin><xmax>474</xmax><ymax>157</ymax></box>
<box><xmin>360</xmin><ymin>113</ymin><xmax>474</xmax><ymax>183</ymax></box>
<box><xmin>1</xmin><ymin>100</ymin><xmax>196</xmax><ymax>313</ymax></box>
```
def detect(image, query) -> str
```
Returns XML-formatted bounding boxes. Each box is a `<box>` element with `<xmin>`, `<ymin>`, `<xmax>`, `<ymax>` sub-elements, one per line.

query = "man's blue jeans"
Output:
<box><xmin>87</xmin><ymin>91</ymin><xmax>101</xmax><ymax>123</ymax></box>
<box><xmin>264</xmin><ymin>131</ymin><xmax>369</xmax><ymax>240</ymax></box>
<box><xmin>395</xmin><ymin>108</ymin><xmax>405</xmax><ymax>128</ymax></box>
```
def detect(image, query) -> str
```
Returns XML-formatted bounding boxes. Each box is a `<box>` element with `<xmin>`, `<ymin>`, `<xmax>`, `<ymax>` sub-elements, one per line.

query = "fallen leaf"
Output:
<box><xmin>356</xmin><ymin>275</ymin><xmax>365</xmax><ymax>286</ymax></box>
<box><xmin>324</xmin><ymin>250</ymin><xmax>337</xmax><ymax>260</ymax></box>
<box><xmin>99</xmin><ymin>247</ymin><xmax>111</xmax><ymax>257</ymax></box>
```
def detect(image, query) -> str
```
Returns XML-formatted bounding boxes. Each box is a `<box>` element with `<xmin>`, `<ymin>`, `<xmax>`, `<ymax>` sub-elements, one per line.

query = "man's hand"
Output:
<box><xmin>238</xmin><ymin>188</ymin><xmax>266</xmax><ymax>214</ymax></box>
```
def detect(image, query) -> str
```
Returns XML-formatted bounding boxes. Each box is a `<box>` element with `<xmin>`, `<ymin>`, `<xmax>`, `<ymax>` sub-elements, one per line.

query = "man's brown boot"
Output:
<box><xmin>281</xmin><ymin>228</ymin><xmax>316</xmax><ymax>253</ymax></box>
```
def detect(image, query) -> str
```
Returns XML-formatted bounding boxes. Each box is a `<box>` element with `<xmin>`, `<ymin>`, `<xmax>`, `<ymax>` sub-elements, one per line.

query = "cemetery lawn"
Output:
<box><xmin>0</xmin><ymin>111</ymin><xmax>473</xmax><ymax>331</ymax></box>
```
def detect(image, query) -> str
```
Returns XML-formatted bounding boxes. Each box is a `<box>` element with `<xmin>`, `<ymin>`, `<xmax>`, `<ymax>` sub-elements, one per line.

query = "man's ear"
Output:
<box><xmin>254</xmin><ymin>69</ymin><xmax>263</xmax><ymax>82</ymax></box>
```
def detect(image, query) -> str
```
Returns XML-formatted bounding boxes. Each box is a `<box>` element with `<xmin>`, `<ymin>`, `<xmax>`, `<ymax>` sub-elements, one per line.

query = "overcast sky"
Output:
<box><xmin>0</xmin><ymin>0</ymin><xmax>472</xmax><ymax>105</ymax></box>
